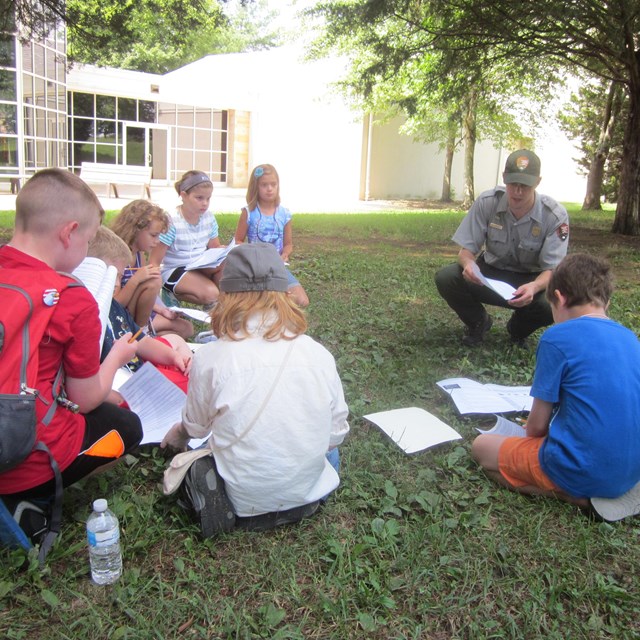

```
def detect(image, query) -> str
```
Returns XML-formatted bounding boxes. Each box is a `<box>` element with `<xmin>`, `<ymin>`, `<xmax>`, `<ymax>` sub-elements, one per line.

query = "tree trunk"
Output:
<box><xmin>462</xmin><ymin>89</ymin><xmax>477</xmax><ymax>209</ymax></box>
<box><xmin>612</xmin><ymin>74</ymin><xmax>640</xmax><ymax>235</ymax></box>
<box><xmin>440</xmin><ymin>135</ymin><xmax>455</xmax><ymax>202</ymax></box>
<box><xmin>583</xmin><ymin>81</ymin><xmax>622</xmax><ymax>210</ymax></box>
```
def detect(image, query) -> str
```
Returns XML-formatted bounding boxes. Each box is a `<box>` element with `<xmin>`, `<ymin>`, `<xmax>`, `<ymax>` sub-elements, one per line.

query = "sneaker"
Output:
<box><xmin>590</xmin><ymin>480</ymin><xmax>640</xmax><ymax>522</ymax></box>
<box><xmin>11</xmin><ymin>500</ymin><xmax>50</xmax><ymax>545</ymax></box>
<box><xmin>462</xmin><ymin>314</ymin><xmax>493</xmax><ymax>346</ymax></box>
<box><xmin>182</xmin><ymin>456</ymin><xmax>235</xmax><ymax>537</ymax></box>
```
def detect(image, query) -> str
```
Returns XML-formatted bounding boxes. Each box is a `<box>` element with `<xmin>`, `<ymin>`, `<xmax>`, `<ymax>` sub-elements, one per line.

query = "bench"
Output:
<box><xmin>80</xmin><ymin>162</ymin><xmax>152</xmax><ymax>198</ymax></box>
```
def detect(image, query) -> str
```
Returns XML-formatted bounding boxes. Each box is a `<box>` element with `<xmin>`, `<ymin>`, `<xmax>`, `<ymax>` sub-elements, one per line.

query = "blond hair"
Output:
<box><xmin>87</xmin><ymin>226</ymin><xmax>132</xmax><ymax>265</ymax></box>
<box><xmin>245</xmin><ymin>164</ymin><xmax>280</xmax><ymax>211</ymax></box>
<box><xmin>211</xmin><ymin>290</ymin><xmax>307</xmax><ymax>341</ymax></box>
<box><xmin>111</xmin><ymin>199</ymin><xmax>169</xmax><ymax>249</ymax></box>
<box><xmin>15</xmin><ymin>168</ymin><xmax>104</xmax><ymax>235</ymax></box>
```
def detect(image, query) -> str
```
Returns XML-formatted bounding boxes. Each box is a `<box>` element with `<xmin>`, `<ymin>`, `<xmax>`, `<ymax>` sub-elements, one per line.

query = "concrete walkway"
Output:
<box><xmin>0</xmin><ymin>183</ymin><xmax>414</xmax><ymax>215</ymax></box>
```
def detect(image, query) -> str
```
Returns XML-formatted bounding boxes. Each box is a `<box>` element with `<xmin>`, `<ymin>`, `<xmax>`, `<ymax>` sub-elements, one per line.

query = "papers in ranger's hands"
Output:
<box><xmin>364</xmin><ymin>407</ymin><xmax>462</xmax><ymax>454</ymax></box>
<box><xmin>437</xmin><ymin>377</ymin><xmax>533</xmax><ymax>415</ymax></box>
<box><xmin>476</xmin><ymin>415</ymin><xmax>526</xmax><ymax>438</ymax></box>
<box><xmin>185</xmin><ymin>239</ymin><xmax>236</xmax><ymax>271</ymax></box>
<box><xmin>72</xmin><ymin>257</ymin><xmax>118</xmax><ymax>347</ymax></box>
<box><xmin>118</xmin><ymin>362</ymin><xmax>206</xmax><ymax>447</ymax></box>
<box><xmin>471</xmin><ymin>263</ymin><xmax>516</xmax><ymax>300</ymax></box>
<box><xmin>167</xmin><ymin>306</ymin><xmax>210</xmax><ymax>323</ymax></box>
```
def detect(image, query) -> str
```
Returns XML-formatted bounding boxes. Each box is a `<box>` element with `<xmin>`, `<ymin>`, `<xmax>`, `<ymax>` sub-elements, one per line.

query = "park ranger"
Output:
<box><xmin>434</xmin><ymin>149</ymin><xmax>569</xmax><ymax>347</ymax></box>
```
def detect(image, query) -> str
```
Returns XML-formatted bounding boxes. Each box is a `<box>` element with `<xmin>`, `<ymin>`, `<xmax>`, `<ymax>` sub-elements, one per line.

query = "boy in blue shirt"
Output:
<box><xmin>472</xmin><ymin>253</ymin><xmax>640</xmax><ymax>521</ymax></box>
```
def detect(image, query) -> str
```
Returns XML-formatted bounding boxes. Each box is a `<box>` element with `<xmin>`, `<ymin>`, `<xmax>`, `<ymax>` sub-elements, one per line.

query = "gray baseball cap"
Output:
<box><xmin>220</xmin><ymin>242</ymin><xmax>288</xmax><ymax>293</ymax></box>
<box><xmin>503</xmin><ymin>149</ymin><xmax>541</xmax><ymax>187</ymax></box>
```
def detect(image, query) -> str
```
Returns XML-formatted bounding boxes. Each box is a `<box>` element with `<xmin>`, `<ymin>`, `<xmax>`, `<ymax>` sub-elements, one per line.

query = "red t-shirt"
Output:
<box><xmin>0</xmin><ymin>246</ymin><xmax>101</xmax><ymax>493</ymax></box>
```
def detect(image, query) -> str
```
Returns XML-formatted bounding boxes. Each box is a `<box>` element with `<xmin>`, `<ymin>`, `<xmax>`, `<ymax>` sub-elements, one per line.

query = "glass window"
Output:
<box><xmin>21</xmin><ymin>42</ymin><xmax>33</xmax><ymax>73</ymax></box>
<box><xmin>193</xmin><ymin>129</ymin><xmax>212</xmax><ymax>151</ymax></box>
<box><xmin>0</xmin><ymin>36</ymin><xmax>15</xmax><ymax>67</ymax></box>
<box><xmin>34</xmin><ymin>75</ymin><xmax>45</xmax><ymax>108</ymax></box>
<box><xmin>32</xmin><ymin>44</ymin><xmax>45</xmax><ymax>76</ymax></box>
<box><xmin>118</xmin><ymin>97</ymin><xmax>136</xmax><ymax>121</ymax></box>
<box><xmin>194</xmin><ymin>151</ymin><xmax>211</xmax><ymax>171</ymax></box>
<box><xmin>0</xmin><ymin>69</ymin><xmax>16</xmax><ymax>101</ymax></box>
<box><xmin>45</xmin><ymin>47</ymin><xmax>56</xmax><ymax>80</ymax></box>
<box><xmin>176</xmin><ymin>108</ymin><xmax>194</xmax><ymax>127</ymax></box>
<box><xmin>195</xmin><ymin>110</ymin><xmax>212</xmax><ymax>128</ymax></box>
<box><xmin>0</xmin><ymin>135</ymin><xmax>17</xmax><ymax>167</ymax></box>
<box><xmin>0</xmin><ymin>103</ymin><xmax>16</xmax><ymax>133</ymax></box>
<box><xmin>23</xmin><ymin>105</ymin><xmax>34</xmax><ymax>136</ymax></box>
<box><xmin>96</xmin><ymin>94</ymin><xmax>116</xmax><ymax>119</ymax></box>
<box><xmin>22</xmin><ymin>73</ymin><xmax>34</xmax><ymax>104</ymax></box>
<box><xmin>72</xmin><ymin>92</ymin><xmax>94</xmax><ymax>117</ymax></box>
<box><xmin>96</xmin><ymin>119</ymin><xmax>116</xmax><ymax>139</ymax></box>
<box><xmin>176</xmin><ymin>127</ymin><xmax>193</xmax><ymax>147</ymax></box>
<box><xmin>139</xmin><ymin>100</ymin><xmax>155</xmax><ymax>123</ymax></box>
<box><xmin>35</xmin><ymin>107</ymin><xmax>46</xmax><ymax>137</ymax></box>
<box><xmin>96</xmin><ymin>144</ymin><xmax>116</xmax><ymax>163</ymax></box>
<box><xmin>73</xmin><ymin>117</ymin><xmax>94</xmax><ymax>142</ymax></box>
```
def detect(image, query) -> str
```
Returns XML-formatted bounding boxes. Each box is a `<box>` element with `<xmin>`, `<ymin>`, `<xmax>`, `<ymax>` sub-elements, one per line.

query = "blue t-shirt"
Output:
<box><xmin>246</xmin><ymin>204</ymin><xmax>292</xmax><ymax>255</ymax></box>
<box><xmin>532</xmin><ymin>317</ymin><xmax>640</xmax><ymax>498</ymax></box>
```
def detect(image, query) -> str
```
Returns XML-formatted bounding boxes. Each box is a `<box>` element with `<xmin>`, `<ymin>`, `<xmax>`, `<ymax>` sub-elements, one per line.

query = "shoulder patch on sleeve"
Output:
<box><xmin>556</xmin><ymin>223</ymin><xmax>569</xmax><ymax>241</ymax></box>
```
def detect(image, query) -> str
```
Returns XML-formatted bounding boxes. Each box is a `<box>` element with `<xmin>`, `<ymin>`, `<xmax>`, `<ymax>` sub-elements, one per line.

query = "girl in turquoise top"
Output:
<box><xmin>234</xmin><ymin>164</ymin><xmax>309</xmax><ymax>307</ymax></box>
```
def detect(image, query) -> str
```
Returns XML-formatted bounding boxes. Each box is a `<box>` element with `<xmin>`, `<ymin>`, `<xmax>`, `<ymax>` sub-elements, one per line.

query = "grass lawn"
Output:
<box><xmin>1</xmin><ymin>204</ymin><xmax>640</xmax><ymax>639</ymax></box>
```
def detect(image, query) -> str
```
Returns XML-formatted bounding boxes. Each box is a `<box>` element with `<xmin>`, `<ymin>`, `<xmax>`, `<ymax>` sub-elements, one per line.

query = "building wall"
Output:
<box><xmin>0</xmin><ymin>18</ymin><xmax>67</xmax><ymax>183</ymax></box>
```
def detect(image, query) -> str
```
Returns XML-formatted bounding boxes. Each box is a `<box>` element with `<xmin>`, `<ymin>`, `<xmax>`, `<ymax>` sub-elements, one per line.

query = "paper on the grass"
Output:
<box><xmin>476</xmin><ymin>415</ymin><xmax>526</xmax><ymax>438</ymax></box>
<box><xmin>72</xmin><ymin>257</ymin><xmax>117</xmax><ymax>347</ymax></box>
<box><xmin>364</xmin><ymin>407</ymin><xmax>462</xmax><ymax>454</ymax></box>
<box><xmin>118</xmin><ymin>362</ymin><xmax>206</xmax><ymax>447</ymax></box>
<box><xmin>167</xmin><ymin>306</ymin><xmax>210</xmax><ymax>323</ymax></box>
<box><xmin>437</xmin><ymin>377</ymin><xmax>532</xmax><ymax>414</ymax></box>
<box><xmin>185</xmin><ymin>239</ymin><xmax>236</xmax><ymax>271</ymax></box>
<box><xmin>471</xmin><ymin>263</ymin><xmax>516</xmax><ymax>300</ymax></box>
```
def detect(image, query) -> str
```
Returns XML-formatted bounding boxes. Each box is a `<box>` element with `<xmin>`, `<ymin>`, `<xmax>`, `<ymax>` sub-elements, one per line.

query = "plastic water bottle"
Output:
<box><xmin>86</xmin><ymin>499</ymin><xmax>122</xmax><ymax>585</ymax></box>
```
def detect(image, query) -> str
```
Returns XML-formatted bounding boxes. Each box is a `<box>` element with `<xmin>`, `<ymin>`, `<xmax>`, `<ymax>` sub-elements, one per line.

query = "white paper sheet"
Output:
<box><xmin>72</xmin><ymin>257</ymin><xmax>117</xmax><ymax>347</ymax></box>
<box><xmin>437</xmin><ymin>377</ymin><xmax>532</xmax><ymax>414</ymax></box>
<box><xmin>476</xmin><ymin>415</ymin><xmax>527</xmax><ymax>438</ymax></box>
<box><xmin>167</xmin><ymin>306</ymin><xmax>210</xmax><ymax>323</ymax></box>
<box><xmin>118</xmin><ymin>362</ymin><xmax>205</xmax><ymax>447</ymax></box>
<box><xmin>364</xmin><ymin>407</ymin><xmax>462</xmax><ymax>454</ymax></box>
<box><xmin>471</xmin><ymin>263</ymin><xmax>516</xmax><ymax>300</ymax></box>
<box><xmin>185</xmin><ymin>239</ymin><xmax>236</xmax><ymax>271</ymax></box>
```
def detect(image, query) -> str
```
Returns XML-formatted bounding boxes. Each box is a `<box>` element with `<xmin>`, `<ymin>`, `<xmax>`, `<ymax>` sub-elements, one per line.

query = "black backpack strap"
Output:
<box><xmin>34</xmin><ymin>441</ymin><xmax>63</xmax><ymax>566</ymax></box>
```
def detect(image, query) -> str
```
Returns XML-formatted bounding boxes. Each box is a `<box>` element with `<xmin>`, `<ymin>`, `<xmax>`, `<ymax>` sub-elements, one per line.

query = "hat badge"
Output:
<box><xmin>516</xmin><ymin>156</ymin><xmax>530</xmax><ymax>171</ymax></box>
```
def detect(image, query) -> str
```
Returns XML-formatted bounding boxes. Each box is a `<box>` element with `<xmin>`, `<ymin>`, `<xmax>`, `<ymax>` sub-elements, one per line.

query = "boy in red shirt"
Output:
<box><xmin>0</xmin><ymin>169</ymin><xmax>142</xmax><ymax>544</ymax></box>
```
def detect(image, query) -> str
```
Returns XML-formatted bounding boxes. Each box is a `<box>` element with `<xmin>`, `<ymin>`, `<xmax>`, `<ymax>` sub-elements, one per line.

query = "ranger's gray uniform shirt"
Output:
<box><xmin>452</xmin><ymin>187</ymin><xmax>569</xmax><ymax>273</ymax></box>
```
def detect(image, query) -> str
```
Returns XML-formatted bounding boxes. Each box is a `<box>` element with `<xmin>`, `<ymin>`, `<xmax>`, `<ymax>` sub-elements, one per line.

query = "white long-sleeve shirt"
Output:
<box><xmin>183</xmin><ymin>319</ymin><xmax>350</xmax><ymax>516</ymax></box>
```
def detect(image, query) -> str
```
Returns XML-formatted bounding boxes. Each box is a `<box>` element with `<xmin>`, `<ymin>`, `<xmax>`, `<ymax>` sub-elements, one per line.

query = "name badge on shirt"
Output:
<box><xmin>489</xmin><ymin>222</ymin><xmax>503</xmax><ymax>230</ymax></box>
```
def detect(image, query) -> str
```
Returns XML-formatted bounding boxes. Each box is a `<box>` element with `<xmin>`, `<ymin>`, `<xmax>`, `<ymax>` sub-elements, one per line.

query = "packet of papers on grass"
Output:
<box><xmin>364</xmin><ymin>407</ymin><xmax>462</xmax><ymax>454</ymax></box>
<box><xmin>437</xmin><ymin>377</ymin><xmax>533</xmax><ymax>415</ymax></box>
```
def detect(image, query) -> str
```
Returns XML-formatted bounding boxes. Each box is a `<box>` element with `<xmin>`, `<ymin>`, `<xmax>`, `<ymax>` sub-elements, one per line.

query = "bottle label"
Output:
<box><xmin>87</xmin><ymin>529</ymin><xmax>120</xmax><ymax>547</ymax></box>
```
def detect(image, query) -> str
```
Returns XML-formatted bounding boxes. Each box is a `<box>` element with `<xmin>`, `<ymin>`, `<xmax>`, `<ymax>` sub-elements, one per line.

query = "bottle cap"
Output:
<box><xmin>93</xmin><ymin>499</ymin><xmax>108</xmax><ymax>512</ymax></box>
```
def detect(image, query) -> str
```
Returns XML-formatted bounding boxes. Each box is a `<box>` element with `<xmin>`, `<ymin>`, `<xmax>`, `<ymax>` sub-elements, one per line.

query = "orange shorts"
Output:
<box><xmin>498</xmin><ymin>437</ymin><xmax>561</xmax><ymax>492</ymax></box>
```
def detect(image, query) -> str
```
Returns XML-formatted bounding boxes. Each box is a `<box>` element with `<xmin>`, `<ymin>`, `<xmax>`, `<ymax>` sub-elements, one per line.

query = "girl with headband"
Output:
<box><xmin>150</xmin><ymin>171</ymin><xmax>224</xmax><ymax>308</ymax></box>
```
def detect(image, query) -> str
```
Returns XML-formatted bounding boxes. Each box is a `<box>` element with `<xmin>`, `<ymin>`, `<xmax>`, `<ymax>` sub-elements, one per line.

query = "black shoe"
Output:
<box><xmin>182</xmin><ymin>456</ymin><xmax>236</xmax><ymax>538</ymax></box>
<box><xmin>506</xmin><ymin>317</ymin><xmax>529</xmax><ymax>348</ymax></box>
<box><xmin>11</xmin><ymin>500</ymin><xmax>50</xmax><ymax>545</ymax></box>
<box><xmin>462</xmin><ymin>314</ymin><xmax>493</xmax><ymax>346</ymax></box>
